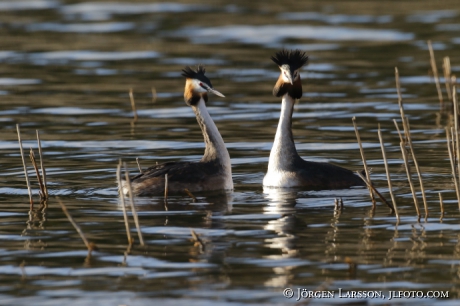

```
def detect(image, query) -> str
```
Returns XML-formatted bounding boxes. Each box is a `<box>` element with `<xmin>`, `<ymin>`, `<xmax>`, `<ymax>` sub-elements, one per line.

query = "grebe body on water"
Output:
<box><xmin>121</xmin><ymin>65</ymin><xmax>233</xmax><ymax>196</ymax></box>
<box><xmin>263</xmin><ymin>50</ymin><xmax>364</xmax><ymax>190</ymax></box>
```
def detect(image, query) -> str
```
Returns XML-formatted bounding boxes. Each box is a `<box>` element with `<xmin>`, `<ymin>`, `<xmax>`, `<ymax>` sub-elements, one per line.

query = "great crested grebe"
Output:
<box><xmin>263</xmin><ymin>49</ymin><xmax>364</xmax><ymax>189</ymax></box>
<box><xmin>121</xmin><ymin>65</ymin><xmax>233</xmax><ymax>196</ymax></box>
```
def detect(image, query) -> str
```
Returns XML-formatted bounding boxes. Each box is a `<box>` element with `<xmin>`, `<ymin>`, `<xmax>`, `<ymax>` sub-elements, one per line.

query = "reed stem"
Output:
<box><xmin>190</xmin><ymin>229</ymin><xmax>205</xmax><ymax>253</ymax></box>
<box><xmin>352</xmin><ymin>117</ymin><xmax>376</xmax><ymax>206</ymax></box>
<box><xmin>439</xmin><ymin>192</ymin><xmax>444</xmax><ymax>220</ymax></box>
<box><xmin>378</xmin><ymin>125</ymin><xmax>399</xmax><ymax>219</ymax></box>
<box><xmin>17</xmin><ymin>124</ymin><xmax>33</xmax><ymax>209</ymax></box>
<box><xmin>394</xmin><ymin>69</ymin><xmax>427</xmax><ymax>218</ymax></box>
<box><xmin>448</xmin><ymin>128</ymin><xmax>460</xmax><ymax>206</ymax></box>
<box><xmin>443</xmin><ymin>56</ymin><xmax>452</xmax><ymax>101</ymax></box>
<box><xmin>129</xmin><ymin>88</ymin><xmax>138</xmax><ymax>122</ymax></box>
<box><xmin>428</xmin><ymin>40</ymin><xmax>444</xmax><ymax>106</ymax></box>
<box><xmin>123</xmin><ymin>162</ymin><xmax>144</xmax><ymax>246</ymax></box>
<box><xmin>184</xmin><ymin>189</ymin><xmax>197</xmax><ymax>202</ymax></box>
<box><xmin>393</xmin><ymin>119</ymin><xmax>403</xmax><ymax>143</ymax></box>
<box><xmin>29</xmin><ymin>149</ymin><xmax>46</xmax><ymax>200</ymax></box>
<box><xmin>57</xmin><ymin>197</ymin><xmax>93</xmax><ymax>253</ymax></box>
<box><xmin>117</xmin><ymin>160</ymin><xmax>132</xmax><ymax>246</ymax></box>
<box><xmin>400</xmin><ymin>142</ymin><xmax>420</xmax><ymax>219</ymax></box>
<box><xmin>36</xmin><ymin>130</ymin><xmax>48</xmax><ymax>198</ymax></box>
<box><xmin>404</xmin><ymin>117</ymin><xmax>428</xmax><ymax>218</ymax></box>
<box><xmin>355</xmin><ymin>171</ymin><xmax>394</xmax><ymax>212</ymax></box>
<box><xmin>164</xmin><ymin>174</ymin><xmax>169</xmax><ymax>200</ymax></box>
<box><xmin>453</xmin><ymin>86</ymin><xmax>460</xmax><ymax>193</ymax></box>
<box><xmin>136</xmin><ymin>157</ymin><xmax>143</xmax><ymax>174</ymax></box>
<box><xmin>395</xmin><ymin>67</ymin><xmax>405</xmax><ymax>119</ymax></box>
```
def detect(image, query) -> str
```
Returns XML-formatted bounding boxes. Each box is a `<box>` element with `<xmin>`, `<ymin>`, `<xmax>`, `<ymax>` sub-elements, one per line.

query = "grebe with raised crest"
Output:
<box><xmin>121</xmin><ymin>65</ymin><xmax>233</xmax><ymax>196</ymax></box>
<box><xmin>263</xmin><ymin>49</ymin><xmax>364</xmax><ymax>189</ymax></box>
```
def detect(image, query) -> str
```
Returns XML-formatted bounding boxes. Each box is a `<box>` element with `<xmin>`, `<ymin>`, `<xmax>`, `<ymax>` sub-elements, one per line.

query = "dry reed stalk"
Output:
<box><xmin>395</xmin><ymin>67</ymin><xmax>409</xmax><ymax>142</ymax></box>
<box><xmin>400</xmin><ymin>142</ymin><xmax>421</xmax><ymax>218</ymax></box>
<box><xmin>190</xmin><ymin>229</ymin><xmax>205</xmax><ymax>253</ymax></box>
<box><xmin>16</xmin><ymin>124</ymin><xmax>33</xmax><ymax>209</ymax></box>
<box><xmin>36</xmin><ymin>130</ymin><xmax>48</xmax><ymax>198</ymax></box>
<box><xmin>427</xmin><ymin>40</ymin><xmax>444</xmax><ymax>106</ymax></box>
<box><xmin>136</xmin><ymin>157</ymin><xmax>143</xmax><ymax>174</ymax></box>
<box><xmin>395</xmin><ymin>71</ymin><xmax>421</xmax><ymax>207</ymax></box>
<box><xmin>443</xmin><ymin>56</ymin><xmax>452</xmax><ymax>101</ymax></box>
<box><xmin>355</xmin><ymin>171</ymin><xmax>394</xmax><ymax>212</ymax></box>
<box><xmin>453</xmin><ymin>86</ymin><xmax>460</xmax><ymax>187</ymax></box>
<box><xmin>116</xmin><ymin>160</ymin><xmax>133</xmax><ymax>246</ymax></box>
<box><xmin>122</xmin><ymin>243</ymin><xmax>132</xmax><ymax>266</ymax></box>
<box><xmin>152</xmin><ymin>87</ymin><xmax>157</xmax><ymax>103</ymax></box>
<box><xmin>123</xmin><ymin>162</ymin><xmax>144</xmax><ymax>246</ymax></box>
<box><xmin>164</xmin><ymin>173</ymin><xmax>169</xmax><ymax>200</ymax></box>
<box><xmin>394</xmin><ymin>70</ymin><xmax>427</xmax><ymax>216</ymax></box>
<box><xmin>439</xmin><ymin>192</ymin><xmax>444</xmax><ymax>220</ymax></box>
<box><xmin>394</xmin><ymin>119</ymin><xmax>413</xmax><ymax>177</ymax></box>
<box><xmin>184</xmin><ymin>189</ymin><xmax>197</xmax><ymax>202</ymax></box>
<box><xmin>447</xmin><ymin>128</ymin><xmax>460</xmax><ymax>205</ymax></box>
<box><xmin>403</xmin><ymin>117</ymin><xmax>428</xmax><ymax>217</ymax></box>
<box><xmin>395</xmin><ymin>67</ymin><xmax>405</xmax><ymax>119</ymax></box>
<box><xmin>164</xmin><ymin>174</ymin><xmax>169</xmax><ymax>211</ymax></box>
<box><xmin>57</xmin><ymin>197</ymin><xmax>94</xmax><ymax>253</ymax></box>
<box><xmin>352</xmin><ymin>117</ymin><xmax>376</xmax><ymax>206</ymax></box>
<box><xmin>29</xmin><ymin>149</ymin><xmax>46</xmax><ymax>200</ymax></box>
<box><xmin>451</xmin><ymin>127</ymin><xmax>457</xmax><ymax>169</ymax></box>
<box><xmin>452</xmin><ymin>126</ymin><xmax>457</xmax><ymax>169</ymax></box>
<box><xmin>393</xmin><ymin>119</ymin><xmax>403</xmax><ymax>142</ymax></box>
<box><xmin>378</xmin><ymin>125</ymin><xmax>399</xmax><ymax>220</ymax></box>
<box><xmin>129</xmin><ymin>88</ymin><xmax>138</xmax><ymax>122</ymax></box>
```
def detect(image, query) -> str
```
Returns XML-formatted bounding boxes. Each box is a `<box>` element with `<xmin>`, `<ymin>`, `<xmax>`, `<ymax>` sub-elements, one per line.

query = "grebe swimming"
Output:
<box><xmin>263</xmin><ymin>49</ymin><xmax>364</xmax><ymax>189</ymax></box>
<box><xmin>121</xmin><ymin>65</ymin><xmax>233</xmax><ymax>196</ymax></box>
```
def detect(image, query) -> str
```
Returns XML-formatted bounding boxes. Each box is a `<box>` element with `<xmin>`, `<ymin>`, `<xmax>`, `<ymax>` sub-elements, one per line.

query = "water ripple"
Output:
<box><xmin>0</xmin><ymin>78</ymin><xmax>41</xmax><ymax>85</ymax></box>
<box><xmin>279</xmin><ymin>12</ymin><xmax>393</xmax><ymax>24</ymax></box>
<box><xmin>0</xmin><ymin>0</ymin><xmax>58</xmax><ymax>11</ymax></box>
<box><xmin>60</xmin><ymin>2</ymin><xmax>210</xmax><ymax>21</ymax></box>
<box><xmin>26</xmin><ymin>22</ymin><xmax>135</xmax><ymax>33</ymax></box>
<box><xmin>173</xmin><ymin>25</ymin><xmax>414</xmax><ymax>46</ymax></box>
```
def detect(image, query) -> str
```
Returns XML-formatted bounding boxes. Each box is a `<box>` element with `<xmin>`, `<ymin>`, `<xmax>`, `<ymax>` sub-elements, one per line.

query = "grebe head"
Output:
<box><xmin>271</xmin><ymin>49</ymin><xmax>308</xmax><ymax>99</ymax></box>
<box><xmin>182</xmin><ymin>65</ymin><xmax>225</xmax><ymax>106</ymax></box>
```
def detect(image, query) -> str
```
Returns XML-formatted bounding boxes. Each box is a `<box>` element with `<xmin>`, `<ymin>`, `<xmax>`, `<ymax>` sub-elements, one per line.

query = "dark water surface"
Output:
<box><xmin>1</xmin><ymin>0</ymin><xmax>460</xmax><ymax>305</ymax></box>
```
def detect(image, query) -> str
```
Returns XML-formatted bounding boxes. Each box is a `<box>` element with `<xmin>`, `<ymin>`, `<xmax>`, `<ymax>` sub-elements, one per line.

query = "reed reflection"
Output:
<box><xmin>23</xmin><ymin>203</ymin><xmax>48</xmax><ymax>251</ymax></box>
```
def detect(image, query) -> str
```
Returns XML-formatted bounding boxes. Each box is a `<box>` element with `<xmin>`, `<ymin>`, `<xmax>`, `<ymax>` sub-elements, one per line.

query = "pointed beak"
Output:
<box><xmin>201</xmin><ymin>83</ymin><xmax>225</xmax><ymax>97</ymax></box>
<box><xmin>208</xmin><ymin>88</ymin><xmax>225</xmax><ymax>97</ymax></box>
<box><xmin>280</xmin><ymin>65</ymin><xmax>294</xmax><ymax>85</ymax></box>
<box><xmin>288</xmin><ymin>69</ymin><xmax>298</xmax><ymax>85</ymax></box>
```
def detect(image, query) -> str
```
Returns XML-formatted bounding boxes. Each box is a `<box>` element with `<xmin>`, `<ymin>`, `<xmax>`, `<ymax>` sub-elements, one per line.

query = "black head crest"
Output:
<box><xmin>271</xmin><ymin>49</ymin><xmax>308</xmax><ymax>71</ymax></box>
<box><xmin>181</xmin><ymin>65</ymin><xmax>212</xmax><ymax>87</ymax></box>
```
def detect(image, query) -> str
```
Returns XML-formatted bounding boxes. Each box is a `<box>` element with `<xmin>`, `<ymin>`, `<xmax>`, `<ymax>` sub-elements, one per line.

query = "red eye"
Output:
<box><xmin>199</xmin><ymin>82</ymin><xmax>207</xmax><ymax>90</ymax></box>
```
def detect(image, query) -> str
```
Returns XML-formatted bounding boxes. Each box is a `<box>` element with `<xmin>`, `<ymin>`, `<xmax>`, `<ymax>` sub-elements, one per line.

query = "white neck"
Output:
<box><xmin>192</xmin><ymin>99</ymin><xmax>232</xmax><ymax>172</ymax></box>
<box><xmin>267</xmin><ymin>94</ymin><xmax>299</xmax><ymax>171</ymax></box>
